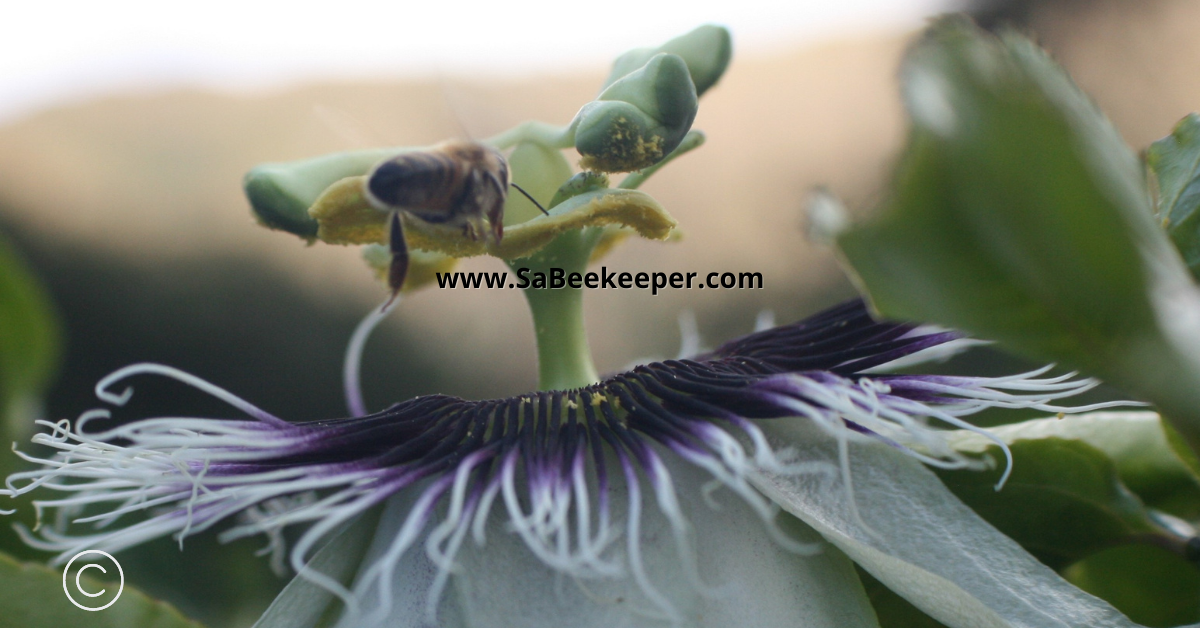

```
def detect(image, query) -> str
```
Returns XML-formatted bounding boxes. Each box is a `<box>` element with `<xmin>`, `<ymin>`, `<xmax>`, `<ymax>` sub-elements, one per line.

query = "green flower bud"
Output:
<box><xmin>574</xmin><ymin>53</ymin><xmax>698</xmax><ymax>173</ymax></box>
<box><xmin>604</xmin><ymin>24</ymin><xmax>732</xmax><ymax>97</ymax></box>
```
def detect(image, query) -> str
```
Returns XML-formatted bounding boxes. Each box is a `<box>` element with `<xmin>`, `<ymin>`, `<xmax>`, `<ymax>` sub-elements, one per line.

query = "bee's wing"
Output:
<box><xmin>367</xmin><ymin>152</ymin><xmax>459</xmax><ymax>211</ymax></box>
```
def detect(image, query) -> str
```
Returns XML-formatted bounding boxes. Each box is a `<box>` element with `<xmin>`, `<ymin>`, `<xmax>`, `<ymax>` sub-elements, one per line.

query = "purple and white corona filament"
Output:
<box><xmin>2</xmin><ymin>299</ymin><xmax>1131</xmax><ymax>624</ymax></box>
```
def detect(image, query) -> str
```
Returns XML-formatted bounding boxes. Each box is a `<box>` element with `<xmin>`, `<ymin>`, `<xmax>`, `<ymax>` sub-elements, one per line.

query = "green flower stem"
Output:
<box><xmin>511</xmin><ymin>229</ymin><xmax>599</xmax><ymax>391</ymax></box>
<box><xmin>524</xmin><ymin>273</ymin><xmax>598</xmax><ymax>392</ymax></box>
<box><xmin>506</xmin><ymin>166</ymin><xmax>614</xmax><ymax>391</ymax></box>
<box><xmin>487</xmin><ymin>121</ymin><xmax>576</xmax><ymax>151</ymax></box>
<box><xmin>500</xmin><ymin>143</ymin><xmax>598</xmax><ymax>391</ymax></box>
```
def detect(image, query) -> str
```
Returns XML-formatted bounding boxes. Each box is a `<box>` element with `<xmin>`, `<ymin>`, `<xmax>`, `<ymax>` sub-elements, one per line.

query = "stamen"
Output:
<box><xmin>95</xmin><ymin>363</ymin><xmax>289</xmax><ymax>427</ymax></box>
<box><xmin>614</xmin><ymin>445</ymin><xmax>680</xmax><ymax>623</ymax></box>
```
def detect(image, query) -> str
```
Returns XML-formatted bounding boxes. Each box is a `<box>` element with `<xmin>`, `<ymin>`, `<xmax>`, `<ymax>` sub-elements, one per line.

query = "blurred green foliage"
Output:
<box><xmin>838</xmin><ymin>15</ymin><xmax>1200</xmax><ymax>469</ymax></box>
<box><xmin>938</xmin><ymin>438</ymin><xmax>1167</xmax><ymax>571</ymax></box>
<box><xmin>0</xmin><ymin>552</ymin><xmax>204</xmax><ymax>628</ymax></box>
<box><xmin>1066</xmin><ymin>545</ymin><xmax>1200</xmax><ymax>627</ymax></box>
<box><xmin>0</xmin><ymin>230</ymin><xmax>60</xmax><ymax>451</ymax></box>
<box><xmin>1148</xmin><ymin>113</ymin><xmax>1200</xmax><ymax>280</ymax></box>
<box><xmin>836</xmin><ymin>16</ymin><xmax>1200</xmax><ymax>627</ymax></box>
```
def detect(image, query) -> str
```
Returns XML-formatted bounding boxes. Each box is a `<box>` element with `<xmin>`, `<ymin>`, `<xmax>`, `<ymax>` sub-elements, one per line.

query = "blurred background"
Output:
<box><xmin>2</xmin><ymin>0</ymin><xmax>1199</xmax><ymax>625</ymax></box>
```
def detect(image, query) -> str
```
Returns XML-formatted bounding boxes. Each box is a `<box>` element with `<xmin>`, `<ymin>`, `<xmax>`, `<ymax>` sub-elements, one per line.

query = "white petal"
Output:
<box><xmin>349</xmin><ymin>453</ymin><xmax>880</xmax><ymax>628</ymax></box>
<box><xmin>751</xmin><ymin>420</ymin><xmax>1147</xmax><ymax>628</ymax></box>
<box><xmin>334</xmin><ymin>487</ymin><xmax>457</xmax><ymax>628</ymax></box>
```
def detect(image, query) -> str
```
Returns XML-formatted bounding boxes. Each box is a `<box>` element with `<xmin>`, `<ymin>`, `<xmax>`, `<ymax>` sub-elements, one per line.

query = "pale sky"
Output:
<box><xmin>0</xmin><ymin>0</ymin><xmax>958</xmax><ymax>123</ymax></box>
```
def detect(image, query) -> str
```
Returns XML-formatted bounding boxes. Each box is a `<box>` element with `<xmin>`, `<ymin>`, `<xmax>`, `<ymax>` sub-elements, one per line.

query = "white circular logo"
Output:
<box><xmin>63</xmin><ymin>550</ymin><xmax>124</xmax><ymax>611</ymax></box>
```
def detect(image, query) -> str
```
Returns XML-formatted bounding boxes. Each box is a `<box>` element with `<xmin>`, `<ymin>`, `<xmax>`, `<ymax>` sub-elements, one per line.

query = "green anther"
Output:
<box><xmin>619</xmin><ymin>130</ymin><xmax>706</xmax><ymax>190</ymax></box>
<box><xmin>575</xmin><ymin>54</ymin><xmax>698</xmax><ymax>173</ymax></box>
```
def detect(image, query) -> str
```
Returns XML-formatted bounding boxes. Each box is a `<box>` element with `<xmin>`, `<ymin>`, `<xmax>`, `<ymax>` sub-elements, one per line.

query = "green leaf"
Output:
<box><xmin>752</xmin><ymin>420</ymin><xmax>1150</xmax><ymax>628</ymax></box>
<box><xmin>1147</xmin><ymin>113</ymin><xmax>1200</xmax><ymax>279</ymax></box>
<box><xmin>1149</xmin><ymin>420</ymin><xmax>1200</xmax><ymax>518</ymax></box>
<box><xmin>1163</xmin><ymin>420</ymin><xmax>1200</xmax><ymax>480</ymax></box>
<box><xmin>936</xmin><ymin>437</ymin><xmax>1161</xmax><ymax>570</ymax></box>
<box><xmin>0</xmin><ymin>551</ymin><xmax>204</xmax><ymax>628</ymax></box>
<box><xmin>1065</xmin><ymin>545</ymin><xmax>1200</xmax><ymax>627</ymax></box>
<box><xmin>0</xmin><ymin>232</ymin><xmax>60</xmax><ymax>443</ymax></box>
<box><xmin>835</xmin><ymin>17</ymin><xmax>1200</xmax><ymax>453</ymax></box>
<box><xmin>948</xmin><ymin>412</ymin><xmax>1200</xmax><ymax>516</ymax></box>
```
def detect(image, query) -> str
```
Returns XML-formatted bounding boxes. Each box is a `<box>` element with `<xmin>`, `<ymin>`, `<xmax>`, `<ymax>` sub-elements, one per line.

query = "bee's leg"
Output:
<box><xmin>491</xmin><ymin>216</ymin><xmax>503</xmax><ymax>244</ymax></box>
<box><xmin>487</xmin><ymin>173</ymin><xmax>517</xmax><ymax>243</ymax></box>
<box><xmin>384</xmin><ymin>211</ymin><xmax>408</xmax><ymax>310</ymax></box>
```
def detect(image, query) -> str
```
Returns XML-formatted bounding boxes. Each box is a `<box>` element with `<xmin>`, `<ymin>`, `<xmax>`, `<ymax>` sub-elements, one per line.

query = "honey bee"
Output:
<box><xmin>363</xmin><ymin>140</ymin><xmax>547</xmax><ymax>303</ymax></box>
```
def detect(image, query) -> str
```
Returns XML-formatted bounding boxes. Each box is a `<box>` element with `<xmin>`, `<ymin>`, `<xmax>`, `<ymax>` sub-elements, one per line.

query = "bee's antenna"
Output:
<box><xmin>510</xmin><ymin>183</ymin><xmax>550</xmax><ymax>216</ymax></box>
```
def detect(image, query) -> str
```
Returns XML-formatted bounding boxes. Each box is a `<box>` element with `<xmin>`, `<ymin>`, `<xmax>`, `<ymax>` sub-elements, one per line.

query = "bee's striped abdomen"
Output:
<box><xmin>366</xmin><ymin>151</ymin><xmax>465</xmax><ymax>214</ymax></box>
